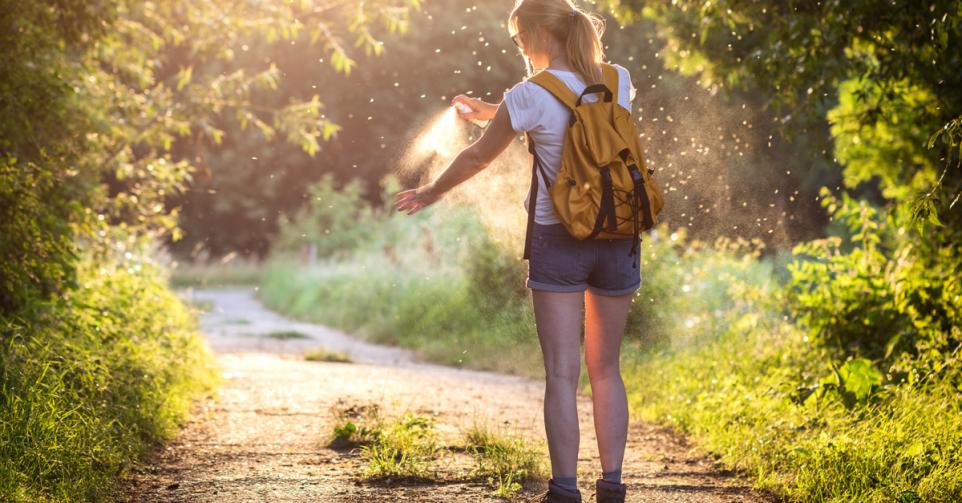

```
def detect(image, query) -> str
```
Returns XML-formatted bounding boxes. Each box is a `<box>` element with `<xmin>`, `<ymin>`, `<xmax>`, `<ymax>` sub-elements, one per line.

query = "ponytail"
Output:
<box><xmin>566</xmin><ymin>9</ymin><xmax>605</xmax><ymax>85</ymax></box>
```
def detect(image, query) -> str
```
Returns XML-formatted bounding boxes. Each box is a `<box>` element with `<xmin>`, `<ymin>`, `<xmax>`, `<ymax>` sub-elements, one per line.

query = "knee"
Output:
<box><xmin>586</xmin><ymin>360</ymin><xmax>621</xmax><ymax>382</ymax></box>
<box><xmin>544</xmin><ymin>364</ymin><xmax>581</xmax><ymax>389</ymax></box>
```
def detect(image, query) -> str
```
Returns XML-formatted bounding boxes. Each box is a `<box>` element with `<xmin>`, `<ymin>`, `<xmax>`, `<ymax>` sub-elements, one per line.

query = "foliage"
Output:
<box><xmin>329</xmin><ymin>403</ymin><xmax>384</xmax><ymax>450</ymax></box>
<box><xmin>604</xmin><ymin>0</ymin><xmax>962</xmax><ymax>433</ymax></box>
<box><xmin>0</xmin><ymin>0</ymin><xmax>422</xmax><ymax>315</ymax></box>
<box><xmin>604</xmin><ymin>0</ymin><xmax>962</xmax><ymax>270</ymax></box>
<box><xmin>625</xmin><ymin>226</ymin><xmax>781</xmax><ymax>348</ymax></box>
<box><xmin>0</xmin><ymin>0</ymin><xmax>106</xmax><ymax>313</ymax></box>
<box><xmin>626</xmin><ymin>320</ymin><xmax>962</xmax><ymax>501</ymax></box>
<box><xmin>273</xmin><ymin>174</ymin><xmax>378</xmax><ymax>260</ymax></box>
<box><xmin>463</xmin><ymin>420</ymin><xmax>547</xmax><ymax>498</ymax></box>
<box><xmin>0</xmin><ymin>160</ymin><xmax>80</xmax><ymax>313</ymax></box>
<box><xmin>462</xmin><ymin>233</ymin><xmax>528</xmax><ymax>314</ymax></box>
<box><xmin>168</xmin><ymin>0</ymin><xmax>839</xmax><ymax>258</ymax></box>
<box><xmin>165</xmin><ymin>0</ymin><xmax>522</xmax><ymax>258</ymax></box>
<box><xmin>167</xmin><ymin>257</ymin><xmax>264</xmax><ymax>288</ymax></box>
<box><xmin>0</xmin><ymin>255</ymin><xmax>218</xmax><ymax>502</ymax></box>
<box><xmin>332</xmin><ymin>403</ymin><xmax>462</xmax><ymax>482</ymax></box>
<box><xmin>788</xmin><ymin>188</ymin><xmax>962</xmax><ymax>383</ymax></box>
<box><xmin>304</xmin><ymin>348</ymin><xmax>353</xmax><ymax>363</ymax></box>
<box><xmin>360</xmin><ymin>413</ymin><xmax>441</xmax><ymax>480</ymax></box>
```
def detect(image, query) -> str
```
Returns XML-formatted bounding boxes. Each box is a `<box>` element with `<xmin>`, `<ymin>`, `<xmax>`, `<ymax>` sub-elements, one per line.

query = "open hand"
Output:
<box><xmin>394</xmin><ymin>184</ymin><xmax>441</xmax><ymax>216</ymax></box>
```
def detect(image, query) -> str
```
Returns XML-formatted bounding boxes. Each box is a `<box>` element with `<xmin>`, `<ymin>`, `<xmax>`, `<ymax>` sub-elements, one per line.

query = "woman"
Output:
<box><xmin>394</xmin><ymin>1</ymin><xmax>636</xmax><ymax>502</ymax></box>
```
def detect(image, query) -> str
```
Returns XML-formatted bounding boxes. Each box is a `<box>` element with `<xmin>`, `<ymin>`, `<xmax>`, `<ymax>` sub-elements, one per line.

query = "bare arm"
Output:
<box><xmin>395</xmin><ymin>102</ymin><xmax>516</xmax><ymax>215</ymax></box>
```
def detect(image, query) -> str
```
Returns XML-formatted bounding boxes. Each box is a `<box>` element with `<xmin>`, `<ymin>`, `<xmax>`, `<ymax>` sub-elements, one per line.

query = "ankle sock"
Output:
<box><xmin>601</xmin><ymin>468</ymin><xmax>622</xmax><ymax>483</ymax></box>
<box><xmin>552</xmin><ymin>475</ymin><xmax>579</xmax><ymax>493</ymax></box>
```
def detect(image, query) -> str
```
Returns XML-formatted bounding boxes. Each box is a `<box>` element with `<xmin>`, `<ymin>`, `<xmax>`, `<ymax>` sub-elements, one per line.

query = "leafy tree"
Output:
<box><xmin>0</xmin><ymin>0</ymin><xmax>421</xmax><ymax>314</ymax></box>
<box><xmin>603</xmin><ymin>0</ymin><xmax>961</xmax><ymax>226</ymax></box>
<box><xmin>0</xmin><ymin>0</ymin><xmax>113</xmax><ymax>313</ymax></box>
<box><xmin>603</xmin><ymin>0</ymin><xmax>962</xmax><ymax>376</ymax></box>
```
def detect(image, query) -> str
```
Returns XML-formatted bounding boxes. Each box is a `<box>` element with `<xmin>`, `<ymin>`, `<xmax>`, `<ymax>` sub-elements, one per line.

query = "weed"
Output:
<box><xmin>305</xmin><ymin>348</ymin><xmax>353</xmax><ymax>363</ymax></box>
<box><xmin>327</xmin><ymin>401</ymin><xmax>383</xmax><ymax>450</ymax></box>
<box><xmin>265</xmin><ymin>330</ymin><xmax>310</xmax><ymax>340</ymax></box>
<box><xmin>361</xmin><ymin>413</ymin><xmax>441</xmax><ymax>480</ymax></box>
<box><xmin>462</xmin><ymin>418</ymin><xmax>547</xmax><ymax>497</ymax></box>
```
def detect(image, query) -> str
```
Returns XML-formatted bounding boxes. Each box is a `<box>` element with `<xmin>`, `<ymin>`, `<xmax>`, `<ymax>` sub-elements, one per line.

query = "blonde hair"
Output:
<box><xmin>509</xmin><ymin>0</ymin><xmax>606</xmax><ymax>85</ymax></box>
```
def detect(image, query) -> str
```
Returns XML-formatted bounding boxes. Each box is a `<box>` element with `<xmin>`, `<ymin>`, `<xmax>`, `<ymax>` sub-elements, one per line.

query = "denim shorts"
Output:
<box><xmin>526</xmin><ymin>222</ymin><xmax>641</xmax><ymax>296</ymax></box>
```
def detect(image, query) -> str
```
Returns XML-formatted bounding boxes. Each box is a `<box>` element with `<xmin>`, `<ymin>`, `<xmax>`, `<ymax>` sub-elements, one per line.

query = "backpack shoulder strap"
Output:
<box><xmin>527</xmin><ymin>71</ymin><xmax>578</xmax><ymax>112</ymax></box>
<box><xmin>601</xmin><ymin>63</ymin><xmax>619</xmax><ymax>105</ymax></box>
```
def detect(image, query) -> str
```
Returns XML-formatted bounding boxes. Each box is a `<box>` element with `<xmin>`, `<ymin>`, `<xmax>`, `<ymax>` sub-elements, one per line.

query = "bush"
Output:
<box><xmin>273</xmin><ymin>173</ymin><xmax>379</xmax><ymax>260</ymax></box>
<box><xmin>788</xmin><ymin>188</ymin><xmax>962</xmax><ymax>382</ymax></box>
<box><xmin>0</xmin><ymin>255</ymin><xmax>219</xmax><ymax>502</ymax></box>
<box><xmin>626</xmin><ymin>225</ymin><xmax>781</xmax><ymax>349</ymax></box>
<box><xmin>0</xmin><ymin>155</ymin><xmax>83</xmax><ymax>315</ymax></box>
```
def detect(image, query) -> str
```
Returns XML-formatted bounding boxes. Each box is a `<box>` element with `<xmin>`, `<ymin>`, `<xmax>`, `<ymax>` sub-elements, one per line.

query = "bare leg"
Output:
<box><xmin>532</xmin><ymin>289</ymin><xmax>585</xmax><ymax>481</ymax></box>
<box><xmin>583</xmin><ymin>289</ymin><xmax>632</xmax><ymax>477</ymax></box>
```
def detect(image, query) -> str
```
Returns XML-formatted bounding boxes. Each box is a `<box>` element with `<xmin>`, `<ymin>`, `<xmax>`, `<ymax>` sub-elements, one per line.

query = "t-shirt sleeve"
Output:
<box><xmin>502</xmin><ymin>81</ymin><xmax>544</xmax><ymax>133</ymax></box>
<box><xmin>614</xmin><ymin>64</ymin><xmax>636</xmax><ymax>111</ymax></box>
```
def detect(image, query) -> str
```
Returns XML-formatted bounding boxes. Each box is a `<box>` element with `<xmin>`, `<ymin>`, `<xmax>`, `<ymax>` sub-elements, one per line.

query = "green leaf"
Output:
<box><xmin>176</xmin><ymin>66</ymin><xmax>192</xmax><ymax>91</ymax></box>
<box><xmin>837</xmin><ymin>358</ymin><xmax>882</xmax><ymax>402</ymax></box>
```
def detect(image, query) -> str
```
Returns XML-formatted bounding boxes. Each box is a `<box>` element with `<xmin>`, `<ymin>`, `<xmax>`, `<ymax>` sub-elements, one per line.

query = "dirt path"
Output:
<box><xmin>120</xmin><ymin>288</ymin><xmax>766</xmax><ymax>502</ymax></box>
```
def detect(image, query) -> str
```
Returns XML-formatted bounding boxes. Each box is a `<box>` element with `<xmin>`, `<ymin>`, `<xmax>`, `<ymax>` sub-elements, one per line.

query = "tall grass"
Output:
<box><xmin>462</xmin><ymin>418</ymin><xmax>548</xmax><ymax>497</ymax></box>
<box><xmin>260</xmin><ymin>200</ymin><xmax>544</xmax><ymax>377</ymax></box>
<box><xmin>626</xmin><ymin>320</ymin><xmax>962</xmax><ymax>501</ymax></box>
<box><xmin>0</xmin><ymin>255</ymin><xmax>220</xmax><ymax>502</ymax></box>
<box><xmin>167</xmin><ymin>257</ymin><xmax>264</xmax><ymax>288</ymax></box>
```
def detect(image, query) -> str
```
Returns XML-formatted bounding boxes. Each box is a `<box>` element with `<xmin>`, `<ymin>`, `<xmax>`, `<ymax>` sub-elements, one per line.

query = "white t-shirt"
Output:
<box><xmin>503</xmin><ymin>63</ymin><xmax>636</xmax><ymax>225</ymax></box>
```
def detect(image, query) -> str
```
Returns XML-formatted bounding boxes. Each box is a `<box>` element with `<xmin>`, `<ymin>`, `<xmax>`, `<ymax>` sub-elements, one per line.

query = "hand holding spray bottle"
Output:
<box><xmin>452</xmin><ymin>99</ymin><xmax>491</xmax><ymax>129</ymax></box>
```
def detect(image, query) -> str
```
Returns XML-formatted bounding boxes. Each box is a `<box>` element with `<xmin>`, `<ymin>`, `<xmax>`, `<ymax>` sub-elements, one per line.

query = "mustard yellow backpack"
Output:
<box><xmin>522</xmin><ymin>62</ymin><xmax>665</xmax><ymax>267</ymax></box>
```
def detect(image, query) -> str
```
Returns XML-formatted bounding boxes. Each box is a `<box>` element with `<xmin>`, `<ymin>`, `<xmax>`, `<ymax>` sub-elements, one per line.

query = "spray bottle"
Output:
<box><xmin>453</xmin><ymin>101</ymin><xmax>490</xmax><ymax>130</ymax></box>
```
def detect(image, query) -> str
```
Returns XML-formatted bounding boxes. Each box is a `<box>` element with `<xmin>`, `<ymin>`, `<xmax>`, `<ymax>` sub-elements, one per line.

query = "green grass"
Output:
<box><xmin>184</xmin><ymin>298</ymin><xmax>214</xmax><ymax>312</ymax></box>
<box><xmin>261</xmin><ymin>258</ymin><xmax>543</xmax><ymax>377</ymax></box>
<box><xmin>625</xmin><ymin>323</ymin><xmax>962</xmax><ymax>502</ymax></box>
<box><xmin>168</xmin><ymin>258</ymin><xmax>264</xmax><ymax>288</ymax></box>
<box><xmin>0</xmin><ymin>256</ymin><xmax>220</xmax><ymax>502</ymax></box>
<box><xmin>462</xmin><ymin>418</ymin><xmax>548</xmax><ymax>497</ymax></box>
<box><xmin>325</xmin><ymin>401</ymin><xmax>548</xmax><ymax>497</ymax></box>
<box><xmin>265</xmin><ymin>330</ymin><xmax>310</xmax><ymax>340</ymax></box>
<box><xmin>304</xmin><ymin>348</ymin><xmax>353</xmax><ymax>363</ymax></box>
<box><xmin>326</xmin><ymin>401</ymin><xmax>441</xmax><ymax>480</ymax></box>
<box><xmin>327</xmin><ymin>402</ymin><xmax>384</xmax><ymax>450</ymax></box>
<box><xmin>361</xmin><ymin>413</ymin><xmax>441</xmax><ymax>480</ymax></box>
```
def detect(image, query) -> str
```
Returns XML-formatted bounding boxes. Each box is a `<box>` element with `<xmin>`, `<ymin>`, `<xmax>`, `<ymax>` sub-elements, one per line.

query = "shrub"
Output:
<box><xmin>273</xmin><ymin>173</ymin><xmax>378</xmax><ymax>260</ymax></box>
<box><xmin>0</xmin><ymin>255</ymin><xmax>219</xmax><ymax>502</ymax></box>
<box><xmin>787</xmin><ymin>188</ymin><xmax>962</xmax><ymax>382</ymax></box>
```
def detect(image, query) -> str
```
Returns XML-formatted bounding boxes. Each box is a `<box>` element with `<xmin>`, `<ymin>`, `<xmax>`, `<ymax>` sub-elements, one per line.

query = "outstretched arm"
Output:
<box><xmin>395</xmin><ymin>103</ymin><xmax>516</xmax><ymax>215</ymax></box>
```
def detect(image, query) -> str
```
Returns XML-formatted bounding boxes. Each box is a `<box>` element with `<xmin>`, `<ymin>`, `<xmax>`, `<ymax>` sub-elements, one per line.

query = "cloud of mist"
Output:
<box><xmin>396</xmin><ymin>106</ymin><xmax>532</xmax><ymax>257</ymax></box>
